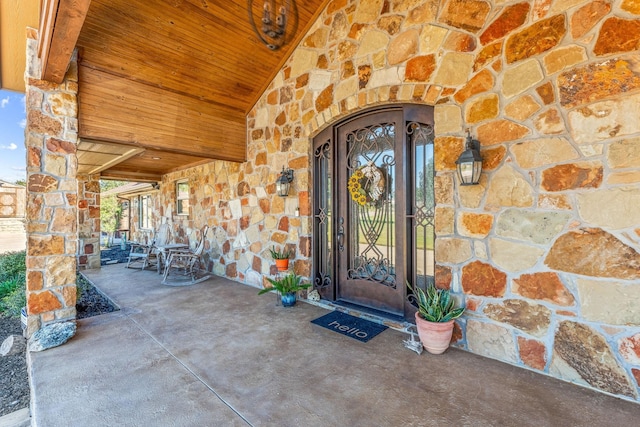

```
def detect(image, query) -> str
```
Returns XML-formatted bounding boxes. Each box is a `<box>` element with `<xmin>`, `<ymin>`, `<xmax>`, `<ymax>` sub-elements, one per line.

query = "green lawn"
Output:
<box><xmin>354</xmin><ymin>218</ymin><xmax>434</xmax><ymax>250</ymax></box>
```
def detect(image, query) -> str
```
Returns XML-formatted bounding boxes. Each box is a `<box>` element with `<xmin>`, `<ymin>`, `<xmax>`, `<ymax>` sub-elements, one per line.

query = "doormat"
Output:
<box><xmin>311</xmin><ymin>311</ymin><xmax>388</xmax><ymax>343</ymax></box>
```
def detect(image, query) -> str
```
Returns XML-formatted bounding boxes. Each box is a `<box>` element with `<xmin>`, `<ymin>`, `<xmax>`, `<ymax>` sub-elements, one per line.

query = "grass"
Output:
<box><xmin>353</xmin><ymin>215</ymin><xmax>435</xmax><ymax>250</ymax></box>
<box><xmin>0</xmin><ymin>251</ymin><xmax>26</xmax><ymax>318</ymax></box>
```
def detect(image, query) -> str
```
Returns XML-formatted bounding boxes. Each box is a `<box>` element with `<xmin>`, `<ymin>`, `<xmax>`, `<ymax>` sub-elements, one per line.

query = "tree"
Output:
<box><xmin>13</xmin><ymin>179</ymin><xmax>26</xmax><ymax>186</ymax></box>
<box><xmin>100</xmin><ymin>180</ymin><xmax>126</xmax><ymax>191</ymax></box>
<box><xmin>416</xmin><ymin>160</ymin><xmax>434</xmax><ymax>209</ymax></box>
<box><xmin>99</xmin><ymin>180</ymin><xmax>130</xmax><ymax>246</ymax></box>
<box><xmin>100</xmin><ymin>194</ymin><xmax>122</xmax><ymax>248</ymax></box>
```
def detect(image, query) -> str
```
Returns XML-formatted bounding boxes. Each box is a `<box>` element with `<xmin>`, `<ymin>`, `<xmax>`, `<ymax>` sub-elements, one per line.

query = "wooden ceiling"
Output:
<box><xmin>0</xmin><ymin>1</ymin><xmax>40</xmax><ymax>92</ymax></box>
<box><xmin>50</xmin><ymin>0</ymin><xmax>328</xmax><ymax>181</ymax></box>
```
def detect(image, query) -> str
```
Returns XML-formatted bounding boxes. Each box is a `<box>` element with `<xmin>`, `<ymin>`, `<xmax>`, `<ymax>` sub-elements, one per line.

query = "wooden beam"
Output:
<box><xmin>79</xmin><ymin>137</ymin><xmax>146</xmax><ymax>152</ymax></box>
<box><xmin>39</xmin><ymin>0</ymin><xmax>91</xmax><ymax>83</ymax></box>
<box><xmin>167</xmin><ymin>158</ymin><xmax>217</xmax><ymax>174</ymax></box>
<box><xmin>99</xmin><ymin>171</ymin><xmax>162</xmax><ymax>183</ymax></box>
<box><xmin>38</xmin><ymin>0</ymin><xmax>58</xmax><ymax>61</ymax></box>
<box><xmin>78</xmin><ymin>66</ymin><xmax>247</xmax><ymax>162</ymax></box>
<box><xmin>78</xmin><ymin>62</ymin><xmax>247</xmax><ymax>114</ymax></box>
<box><xmin>79</xmin><ymin>133</ymin><xmax>243</xmax><ymax>163</ymax></box>
<box><xmin>86</xmin><ymin>147</ymin><xmax>144</xmax><ymax>175</ymax></box>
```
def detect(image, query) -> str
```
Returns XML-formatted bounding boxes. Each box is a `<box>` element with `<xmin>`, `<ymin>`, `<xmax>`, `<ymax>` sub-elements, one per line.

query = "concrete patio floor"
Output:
<box><xmin>29</xmin><ymin>265</ymin><xmax>640</xmax><ymax>426</ymax></box>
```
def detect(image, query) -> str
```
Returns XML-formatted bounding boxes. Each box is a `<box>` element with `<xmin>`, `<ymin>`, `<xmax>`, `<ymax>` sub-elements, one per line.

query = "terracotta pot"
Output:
<box><xmin>275</xmin><ymin>258</ymin><xmax>289</xmax><ymax>271</ymax></box>
<box><xmin>414</xmin><ymin>312</ymin><xmax>455</xmax><ymax>355</ymax></box>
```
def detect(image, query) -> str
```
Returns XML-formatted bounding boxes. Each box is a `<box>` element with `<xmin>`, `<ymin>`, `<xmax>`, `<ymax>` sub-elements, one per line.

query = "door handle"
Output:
<box><xmin>337</xmin><ymin>217</ymin><xmax>344</xmax><ymax>252</ymax></box>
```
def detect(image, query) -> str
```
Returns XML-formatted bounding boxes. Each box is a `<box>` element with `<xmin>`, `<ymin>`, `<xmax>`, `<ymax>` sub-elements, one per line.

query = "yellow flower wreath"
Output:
<box><xmin>347</xmin><ymin>164</ymin><xmax>386</xmax><ymax>206</ymax></box>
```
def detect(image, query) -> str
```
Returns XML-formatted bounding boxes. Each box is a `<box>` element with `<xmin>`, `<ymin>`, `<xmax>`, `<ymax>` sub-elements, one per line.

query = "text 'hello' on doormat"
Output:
<box><xmin>311</xmin><ymin>311</ymin><xmax>388</xmax><ymax>343</ymax></box>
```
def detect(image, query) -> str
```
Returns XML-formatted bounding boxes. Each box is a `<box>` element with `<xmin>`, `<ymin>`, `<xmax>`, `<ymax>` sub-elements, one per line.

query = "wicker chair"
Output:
<box><xmin>161</xmin><ymin>225</ymin><xmax>210</xmax><ymax>285</ymax></box>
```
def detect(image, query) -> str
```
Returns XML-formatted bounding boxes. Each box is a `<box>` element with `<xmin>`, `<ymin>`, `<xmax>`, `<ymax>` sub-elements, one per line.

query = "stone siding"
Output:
<box><xmin>135</xmin><ymin>0</ymin><xmax>640</xmax><ymax>402</ymax></box>
<box><xmin>145</xmin><ymin>162</ymin><xmax>308</xmax><ymax>289</ymax></box>
<box><xmin>77</xmin><ymin>174</ymin><xmax>101</xmax><ymax>269</ymax></box>
<box><xmin>24</xmin><ymin>31</ymin><xmax>79</xmax><ymax>337</ymax></box>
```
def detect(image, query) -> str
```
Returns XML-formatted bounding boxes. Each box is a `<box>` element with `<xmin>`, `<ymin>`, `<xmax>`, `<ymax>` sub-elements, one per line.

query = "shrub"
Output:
<box><xmin>0</xmin><ymin>250</ymin><xmax>26</xmax><ymax>282</ymax></box>
<box><xmin>1</xmin><ymin>284</ymin><xmax>26</xmax><ymax>318</ymax></box>
<box><xmin>0</xmin><ymin>274</ymin><xmax>24</xmax><ymax>299</ymax></box>
<box><xmin>0</xmin><ymin>251</ymin><xmax>26</xmax><ymax>317</ymax></box>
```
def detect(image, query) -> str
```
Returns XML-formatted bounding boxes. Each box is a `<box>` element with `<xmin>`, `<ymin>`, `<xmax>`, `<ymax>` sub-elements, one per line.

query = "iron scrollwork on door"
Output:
<box><xmin>313</xmin><ymin>140</ymin><xmax>333</xmax><ymax>292</ymax></box>
<box><xmin>406</xmin><ymin>121</ymin><xmax>436</xmax><ymax>306</ymax></box>
<box><xmin>345</xmin><ymin>123</ymin><xmax>396</xmax><ymax>288</ymax></box>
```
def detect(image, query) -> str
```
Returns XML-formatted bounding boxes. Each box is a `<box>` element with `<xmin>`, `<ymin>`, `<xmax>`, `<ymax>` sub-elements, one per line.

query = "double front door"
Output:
<box><xmin>313</xmin><ymin>105</ymin><xmax>435</xmax><ymax>319</ymax></box>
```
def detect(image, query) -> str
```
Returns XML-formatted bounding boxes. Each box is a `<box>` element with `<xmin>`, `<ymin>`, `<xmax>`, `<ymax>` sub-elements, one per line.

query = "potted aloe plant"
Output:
<box><xmin>269</xmin><ymin>246</ymin><xmax>291</xmax><ymax>271</ymax></box>
<box><xmin>259</xmin><ymin>272</ymin><xmax>310</xmax><ymax>307</ymax></box>
<box><xmin>412</xmin><ymin>283</ymin><xmax>465</xmax><ymax>354</ymax></box>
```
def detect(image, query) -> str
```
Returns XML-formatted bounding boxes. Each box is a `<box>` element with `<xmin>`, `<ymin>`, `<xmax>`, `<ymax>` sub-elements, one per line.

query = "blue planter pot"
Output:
<box><xmin>281</xmin><ymin>292</ymin><xmax>297</xmax><ymax>307</ymax></box>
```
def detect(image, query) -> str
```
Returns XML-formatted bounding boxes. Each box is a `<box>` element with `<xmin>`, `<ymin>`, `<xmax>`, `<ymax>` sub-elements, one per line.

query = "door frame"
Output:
<box><xmin>312</xmin><ymin>104</ymin><xmax>435</xmax><ymax>320</ymax></box>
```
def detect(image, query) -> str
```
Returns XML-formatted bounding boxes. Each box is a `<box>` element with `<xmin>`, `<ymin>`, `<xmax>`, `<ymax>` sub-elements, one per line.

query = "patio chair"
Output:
<box><xmin>126</xmin><ymin>223</ymin><xmax>170</xmax><ymax>270</ymax></box>
<box><xmin>161</xmin><ymin>225</ymin><xmax>210</xmax><ymax>286</ymax></box>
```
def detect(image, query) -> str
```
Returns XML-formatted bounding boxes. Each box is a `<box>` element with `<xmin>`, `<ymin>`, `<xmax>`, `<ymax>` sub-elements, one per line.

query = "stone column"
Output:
<box><xmin>77</xmin><ymin>173</ymin><xmax>101</xmax><ymax>269</ymax></box>
<box><xmin>24</xmin><ymin>31</ymin><xmax>79</xmax><ymax>338</ymax></box>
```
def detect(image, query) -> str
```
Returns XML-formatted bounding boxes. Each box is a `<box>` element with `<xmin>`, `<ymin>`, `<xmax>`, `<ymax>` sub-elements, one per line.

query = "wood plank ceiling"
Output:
<box><xmin>69</xmin><ymin>0</ymin><xmax>328</xmax><ymax>181</ymax></box>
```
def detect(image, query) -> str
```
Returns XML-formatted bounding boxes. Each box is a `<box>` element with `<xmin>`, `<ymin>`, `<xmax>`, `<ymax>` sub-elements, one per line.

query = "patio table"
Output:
<box><xmin>155</xmin><ymin>243</ymin><xmax>189</xmax><ymax>274</ymax></box>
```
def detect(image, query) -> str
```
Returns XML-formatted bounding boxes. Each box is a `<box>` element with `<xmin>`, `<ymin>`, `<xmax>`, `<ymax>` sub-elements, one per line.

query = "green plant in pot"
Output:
<box><xmin>412</xmin><ymin>283</ymin><xmax>465</xmax><ymax>354</ymax></box>
<box><xmin>269</xmin><ymin>246</ymin><xmax>291</xmax><ymax>271</ymax></box>
<box><xmin>259</xmin><ymin>272</ymin><xmax>311</xmax><ymax>307</ymax></box>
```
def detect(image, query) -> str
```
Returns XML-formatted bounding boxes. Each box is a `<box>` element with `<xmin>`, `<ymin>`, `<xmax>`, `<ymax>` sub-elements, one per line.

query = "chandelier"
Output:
<box><xmin>248</xmin><ymin>0</ymin><xmax>298</xmax><ymax>51</ymax></box>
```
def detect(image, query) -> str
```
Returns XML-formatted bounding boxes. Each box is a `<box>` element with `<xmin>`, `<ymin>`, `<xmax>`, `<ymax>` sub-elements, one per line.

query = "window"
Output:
<box><xmin>176</xmin><ymin>181</ymin><xmax>190</xmax><ymax>215</ymax></box>
<box><xmin>139</xmin><ymin>195</ymin><xmax>152</xmax><ymax>229</ymax></box>
<box><xmin>411</xmin><ymin>122</ymin><xmax>435</xmax><ymax>290</ymax></box>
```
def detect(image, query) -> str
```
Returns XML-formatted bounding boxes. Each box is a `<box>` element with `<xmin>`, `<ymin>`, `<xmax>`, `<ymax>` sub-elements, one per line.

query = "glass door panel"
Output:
<box><xmin>337</xmin><ymin>111</ymin><xmax>405</xmax><ymax>315</ymax></box>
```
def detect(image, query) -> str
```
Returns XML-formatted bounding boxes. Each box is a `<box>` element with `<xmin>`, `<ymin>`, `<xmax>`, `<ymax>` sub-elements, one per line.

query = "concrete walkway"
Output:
<box><xmin>29</xmin><ymin>265</ymin><xmax>640</xmax><ymax>426</ymax></box>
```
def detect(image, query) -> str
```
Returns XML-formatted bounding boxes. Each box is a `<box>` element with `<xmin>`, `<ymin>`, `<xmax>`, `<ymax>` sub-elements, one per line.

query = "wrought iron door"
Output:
<box><xmin>313</xmin><ymin>105</ymin><xmax>435</xmax><ymax>319</ymax></box>
<box><xmin>335</xmin><ymin>111</ymin><xmax>405</xmax><ymax>315</ymax></box>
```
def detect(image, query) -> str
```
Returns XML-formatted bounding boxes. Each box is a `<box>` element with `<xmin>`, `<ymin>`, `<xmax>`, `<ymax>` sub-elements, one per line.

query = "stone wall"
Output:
<box><xmin>131</xmin><ymin>0</ymin><xmax>640</xmax><ymax>402</ymax></box>
<box><xmin>77</xmin><ymin>174</ymin><xmax>101</xmax><ymax>269</ymax></box>
<box><xmin>24</xmin><ymin>31</ymin><xmax>79</xmax><ymax>337</ymax></box>
<box><xmin>147</xmin><ymin>162</ymin><xmax>309</xmax><ymax>288</ymax></box>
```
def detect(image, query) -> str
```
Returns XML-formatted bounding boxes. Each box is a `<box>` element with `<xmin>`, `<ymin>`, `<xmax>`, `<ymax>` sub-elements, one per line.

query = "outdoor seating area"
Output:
<box><xmin>161</xmin><ymin>225</ymin><xmax>210</xmax><ymax>286</ymax></box>
<box><xmin>125</xmin><ymin>224</ymin><xmax>211</xmax><ymax>286</ymax></box>
<box><xmin>27</xmin><ymin>264</ymin><xmax>640</xmax><ymax>426</ymax></box>
<box><xmin>126</xmin><ymin>223</ymin><xmax>170</xmax><ymax>271</ymax></box>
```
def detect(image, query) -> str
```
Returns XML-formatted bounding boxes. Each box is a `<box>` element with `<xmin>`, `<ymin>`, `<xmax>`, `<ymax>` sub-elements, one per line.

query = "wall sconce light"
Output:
<box><xmin>248</xmin><ymin>0</ymin><xmax>299</xmax><ymax>51</ymax></box>
<box><xmin>455</xmin><ymin>130</ymin><xmax>483</xmax><ymax>185</ymax></box>
<box><xmin>276</xmin><ymin>167</ymin><xmax>294</xmax><ymax>197</ymax></box>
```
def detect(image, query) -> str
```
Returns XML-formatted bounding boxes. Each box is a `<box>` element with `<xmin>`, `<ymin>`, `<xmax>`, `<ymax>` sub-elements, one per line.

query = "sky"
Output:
<box><xmin>0</xmin><ymin>88</ymin><xmax>27</xmax><ymax>183</ymax></box>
